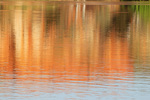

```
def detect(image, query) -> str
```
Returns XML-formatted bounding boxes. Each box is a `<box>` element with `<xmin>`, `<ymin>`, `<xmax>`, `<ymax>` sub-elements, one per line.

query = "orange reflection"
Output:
<box><xmin>0</xmin><ymin>3</ymin><xmax>133</xmax><ymax>85</ymax></box>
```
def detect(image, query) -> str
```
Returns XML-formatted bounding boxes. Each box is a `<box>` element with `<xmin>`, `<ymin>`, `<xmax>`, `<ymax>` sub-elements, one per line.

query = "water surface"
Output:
<box><xmin>0</xmin><ymin>1</ymin><xmax>150</xmax><ymax>100</ymax></box>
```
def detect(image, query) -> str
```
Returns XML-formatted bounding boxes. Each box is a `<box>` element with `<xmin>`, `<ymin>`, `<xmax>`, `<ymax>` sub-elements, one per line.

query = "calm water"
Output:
<box><xmin>0</xmin><ymin>1</ymin><xmax>150</xmax><ymax>100</ymax></box>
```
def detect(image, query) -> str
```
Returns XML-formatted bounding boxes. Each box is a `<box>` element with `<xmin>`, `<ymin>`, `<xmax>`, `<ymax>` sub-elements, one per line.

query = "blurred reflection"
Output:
<box><xmin>0</xmin><ymin>3</ymin><xmax>150</xmax><ymax>100</ymax></box>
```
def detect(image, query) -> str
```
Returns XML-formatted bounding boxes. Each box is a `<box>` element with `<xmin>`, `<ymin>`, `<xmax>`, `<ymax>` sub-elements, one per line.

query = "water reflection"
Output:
<box><xmin>0</xmin><ymin>2</ymin><xmax>150</xmax><ymax>100</ymax></box>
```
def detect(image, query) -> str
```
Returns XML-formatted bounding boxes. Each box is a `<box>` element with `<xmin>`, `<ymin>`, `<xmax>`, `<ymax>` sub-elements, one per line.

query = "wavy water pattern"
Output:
<box><xmin>0</xmin><ymin>2</ymin><xmax>150</xmax><ymax>100</ymax></box>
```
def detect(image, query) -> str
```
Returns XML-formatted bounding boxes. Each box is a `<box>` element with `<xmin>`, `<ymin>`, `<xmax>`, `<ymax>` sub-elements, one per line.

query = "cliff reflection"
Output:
<box><xmin>0</xmin><ymin>4</ymin><xmax>134</xmax><ymax>84</ymax></box>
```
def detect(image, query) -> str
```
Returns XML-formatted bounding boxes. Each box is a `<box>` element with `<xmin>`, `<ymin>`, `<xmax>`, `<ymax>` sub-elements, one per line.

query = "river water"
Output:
<box><xmin>0</xmin><ymin>1</ymin><xmax>150</xmax><ymax>100</ymax></box>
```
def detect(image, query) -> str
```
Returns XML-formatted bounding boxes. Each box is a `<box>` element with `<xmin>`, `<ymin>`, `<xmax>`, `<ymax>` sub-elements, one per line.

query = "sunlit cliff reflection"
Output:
<box><xmin>0</xmin><ymin>3</ymin><xmax>150</xmax><ymax>100</ymax></box>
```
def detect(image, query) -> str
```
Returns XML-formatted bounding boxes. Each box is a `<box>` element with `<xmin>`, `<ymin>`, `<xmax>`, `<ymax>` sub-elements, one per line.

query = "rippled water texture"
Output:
<box><xmin>0</xmin><ymin>1</ymin><xmax>150</xmax><ymax>100</ymax></box>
